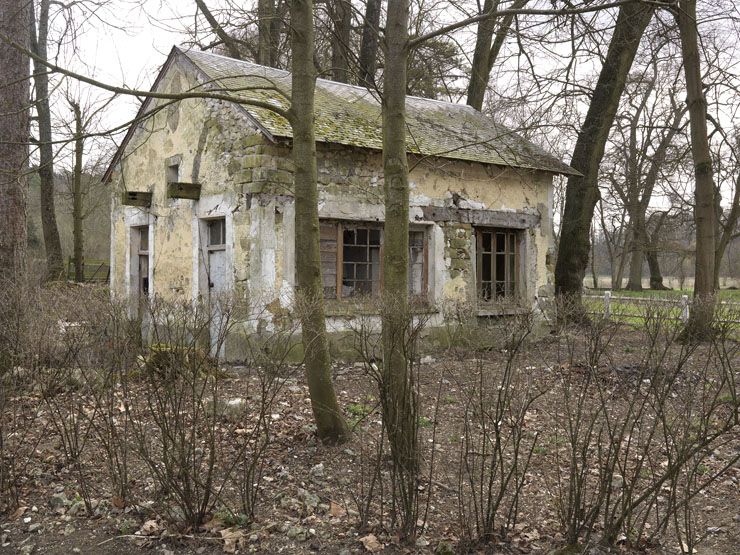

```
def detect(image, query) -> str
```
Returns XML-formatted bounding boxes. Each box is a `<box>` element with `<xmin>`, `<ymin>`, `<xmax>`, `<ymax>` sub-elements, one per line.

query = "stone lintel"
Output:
<box><xmin>418</xmin><ymin>206</ymin><xmax>539</xmax><ymax>229</ymax></box>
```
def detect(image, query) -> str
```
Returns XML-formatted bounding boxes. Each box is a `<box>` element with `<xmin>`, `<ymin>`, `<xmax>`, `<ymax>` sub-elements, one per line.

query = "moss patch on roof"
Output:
<box><xmin>182</xmin><ymin>48</ymin><xmax>577</xmax><ymax>175</ymax></box>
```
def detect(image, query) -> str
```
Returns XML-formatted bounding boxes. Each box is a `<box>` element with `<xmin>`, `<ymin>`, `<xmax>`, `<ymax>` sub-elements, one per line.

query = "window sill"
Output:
<box><xmin>477</xmin><ymin>305</ymin><xmax>530</xmax><ymax>317</ymax></box>
<box><xmin>324</xmin><ymin>299</ymin><xmax>438</xmax><ymax>317</ymax></box>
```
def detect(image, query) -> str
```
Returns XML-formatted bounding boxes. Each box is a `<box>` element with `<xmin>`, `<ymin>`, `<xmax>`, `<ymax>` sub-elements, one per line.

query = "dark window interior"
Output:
<box><xmin>319</xmin><ymin>221</ymin><xmax>428</xmax><ymax>300</ymax></box>
<box><xmin>477</xmin><ymin>228</ymin><xmax>518</xmax><ymax>302</ymax></box>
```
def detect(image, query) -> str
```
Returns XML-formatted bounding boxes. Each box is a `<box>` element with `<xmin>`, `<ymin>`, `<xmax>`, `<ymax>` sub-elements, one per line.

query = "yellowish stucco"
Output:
<box><xmin>109</xmin><ymin>55</ymin><xmax>557</xmax><ymax>347</ymax></box>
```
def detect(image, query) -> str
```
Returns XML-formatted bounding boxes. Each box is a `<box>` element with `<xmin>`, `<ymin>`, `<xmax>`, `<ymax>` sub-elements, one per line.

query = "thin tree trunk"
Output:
<box><xmin>195</xmin><ymin>0</ymin><xmax>244</xmax><ymax>60</ymax></box>
<box><xmin>590</xmin><ymin>223</ymin><xmax>598</xmax><ymax>289</ymax></box>
<box><xmin>30</xmin><ymin>0</ymin><xmax>64</xmax><ymax>280</ymax></box>
<box><xmin>382</xmin><ymin>0</ymin><xmax>418</xmax><ymax>540</ymax></box>
<box><xmin>289</xmin><ymin>0</ymin><xmax>349</xmax><ymax>443</ymax></box>
<box><xmin>258</xmin><ymin>0</ymin><xmax>279</xmax><ymax>66</ymax></box>
<box><xmin>71</xmin><ymin>101</ymin><xmax>84</xmax><ymax>283</ymax></box>
<box><xmin>677</xmin><ymin>0</ymin><xmax>716</xmax><ymax>335</ymax></box>
<box><xmin>646</xmin><ymin>211</ymin><xmax>668</xmax><ymax>289</ymax></box>
<box><xmin>358</xmin><ymin>0</ymin><xmax>381</xmax><ymax>87</ymax></box>
<box><xmin>625</xmin><ymin>214</ymin><xmax>645</xmax><ymax>291</ymax></box>
<box><xmin>614</xmin><ymin>223</ymin><xmax>630</xmax><ymax>290</ymax></box>
<box><xmin>329</xmin><ymin>0</ymin><xmax>351</xmax><ymax>83</ymax></box>
<box><xmin>645</xmin><ymin>247</ymin><xmax>666</xmax><ymax>290</ymax></box>
<box><xmin>554</xmin><ymin>3</ymin><xmax>654</xmax><ymax>315</ymax></box>
<box><xmin>0</xmin><ymin>0</ymin><xmax>29</xmax><ymax>284</ymax></box>
<box><xmin>714</xmin><ymin>172</ymin><xmax>739</xmax><ymax>288</ymax></box>
<box><xmin>466</xmin><ymin>0</ymin><xmax>528</xmax><ymax>111</ymax></box>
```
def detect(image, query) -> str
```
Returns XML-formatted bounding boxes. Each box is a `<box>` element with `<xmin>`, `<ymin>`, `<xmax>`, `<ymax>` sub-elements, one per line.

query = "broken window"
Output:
<box><xmin>319</xmin><ymin>221</ymin><xmax>428</xmax><ymax>300</ymax></box>
<box><xmin>477</xmin><ymin>228</ymin><xmax>519</xmax><ymax>302</ymax></box>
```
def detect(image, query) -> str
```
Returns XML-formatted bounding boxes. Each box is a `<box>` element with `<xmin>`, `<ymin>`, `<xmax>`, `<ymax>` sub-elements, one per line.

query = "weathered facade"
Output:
<box><xmin>106</xmin><ymin>48</ymin><xmax>576</xmax><ymax>356</ymax></box>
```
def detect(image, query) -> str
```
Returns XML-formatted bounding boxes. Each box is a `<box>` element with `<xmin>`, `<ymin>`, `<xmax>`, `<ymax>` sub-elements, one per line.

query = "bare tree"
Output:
<box><xmin>328</xmin><ymin>0</ymin><xmax>352</xmax><ymax>83</ymax></box>
<box><xmin>195</xmin><ymin>0</ymin><xmax>246</xmax><ymax>61</ymax></box>
<box><xmin>258</xmin><ymin>0</ymin><xmax>281</xmax><ymax>66</ymax></box>
<box><xmin>466</xmin><ymin>0</ymin><xmax>528</xmax><ymax>110</ymax></box>
<box><xmin>555</xmin><ymin>2</ymin><xmax>655</xmax><ymax>313</ymax></box>
<box><xmin>70</xmin><ymin>99</ymin><xmax>84</xmax><ymax>282</ymax></box>
<box><xmin>676</xmin><ymin>0</ymin><xmax>717</xmax><ymax>334</ymax></box>
<box><xmin>289</xmin><ymin>0</ymin><xmax>350</xmax><ymax>442</ymax></box>
<box><xmin>0</xmin><ymin>0</ymin><xmax>30</xmax><ymax>284</ymax></box>
<box><xmin>30</xmin><ymin>0</ymin><xmax>64</xmax><ymax>280</ymax></box>
<box><xmin>358</xmin><ymin>0</ymin><xmax>381</xmax><ymax>87</ymax></box>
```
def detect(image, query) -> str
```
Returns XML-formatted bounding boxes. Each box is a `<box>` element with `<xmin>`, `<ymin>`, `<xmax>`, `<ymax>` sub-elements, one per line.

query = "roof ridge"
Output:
<box><xmin>180</xmin><ymin>47</ymin><xmax>483</xmax><ymax>111</ymax></box>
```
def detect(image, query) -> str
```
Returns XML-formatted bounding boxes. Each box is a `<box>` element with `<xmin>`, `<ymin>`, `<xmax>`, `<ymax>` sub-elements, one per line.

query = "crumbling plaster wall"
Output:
<box><xmin>109</xmin><ymin>59</ymin><xmax>555</xmax><ymax>337</ymax></box>
<box><xmin>109</xmin><ymin>58</ymin><xmax>261</xmax><ymax>311</ymax></box>
<box><xmin>243</xmin><ymin>140</ymin><xmax>555</xmax><ymax>330</ymax></box>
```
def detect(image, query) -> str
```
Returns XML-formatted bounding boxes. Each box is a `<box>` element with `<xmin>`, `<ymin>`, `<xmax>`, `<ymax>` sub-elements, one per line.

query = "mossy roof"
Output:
<box><xmin>181</xmin><ymin>48</ymin><xmax>577</xmax><ymax>175</ymax></box>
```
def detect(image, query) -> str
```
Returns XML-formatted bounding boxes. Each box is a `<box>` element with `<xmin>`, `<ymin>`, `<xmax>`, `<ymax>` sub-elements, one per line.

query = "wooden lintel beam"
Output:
<box><xmin>121</xmin><ymin>191</ymin><xmax>152</xmax><ymax>207</ymax></box>
<box><xmin>167</xmin><ymin>181</ymin><xmax>201</xmax><ymax>200</ymax></box>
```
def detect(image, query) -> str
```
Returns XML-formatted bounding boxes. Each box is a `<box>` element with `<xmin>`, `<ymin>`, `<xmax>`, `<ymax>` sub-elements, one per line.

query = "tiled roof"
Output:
<box><xmin>181</xmin><ymin>48</ymin><xmax>577</xmax><ymax>175</ymax></box>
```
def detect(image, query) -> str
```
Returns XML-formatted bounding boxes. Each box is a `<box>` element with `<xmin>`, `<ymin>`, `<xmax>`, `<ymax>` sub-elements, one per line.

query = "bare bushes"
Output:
<box><xmin>455</xmin><ymin>312</ymin><xmax>548</xmax><ymax>545</ymax></box>
<box><xmin>349</xmin><ymin>296</ymin><xmax>434</xmax><ymax>541</ymax></box>
<box><xmin>0</xmin><ymin>281</ymin><xmax>295</xmax><ymax>530</ymax></box>
<box><xmin>124</xmin><ymin>297</ymin><xmax>300</xmax><ymax>529</ymax></box>
<box><xmin>550</xmin><ymin>300</ymin><xmax>739</xmax><ymax>551</ymax></box>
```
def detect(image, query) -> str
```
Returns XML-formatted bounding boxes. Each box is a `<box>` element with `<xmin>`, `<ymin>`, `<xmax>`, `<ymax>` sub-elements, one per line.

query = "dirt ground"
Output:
<box><xmin>1</xmin><ymin>330</ymin><xmax>738</xmax><ymax>555</ymax></box>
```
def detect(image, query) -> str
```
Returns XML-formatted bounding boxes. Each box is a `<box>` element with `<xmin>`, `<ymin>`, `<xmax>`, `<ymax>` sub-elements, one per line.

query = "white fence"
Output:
<box><xmin>583</xmin><ymin>291</ymin><xmax>740</xmax><ymax>324</ymax></box>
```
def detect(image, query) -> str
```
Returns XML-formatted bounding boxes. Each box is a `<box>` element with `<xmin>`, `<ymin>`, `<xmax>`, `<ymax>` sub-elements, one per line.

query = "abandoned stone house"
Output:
<box><xmin>105</xmin><ymin>47</ymin><xmax>576</xmax><ymax>356</ymax></box>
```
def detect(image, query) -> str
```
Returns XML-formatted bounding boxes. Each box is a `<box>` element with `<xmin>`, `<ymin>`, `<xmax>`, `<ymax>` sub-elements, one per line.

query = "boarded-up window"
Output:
<box><xmin>319</xmin><ymin>221</ymin><xmax>428</xmax><ymax>300</ymax></box>
<box><xmin>477</xmin><ymin>228</ymin><xmax>519</xmax><ymax>302</ymax></box>
<box><xmin>320</xmin><ymin>222</ymin><xmax>338</xmax><ymax>299</ymax></box>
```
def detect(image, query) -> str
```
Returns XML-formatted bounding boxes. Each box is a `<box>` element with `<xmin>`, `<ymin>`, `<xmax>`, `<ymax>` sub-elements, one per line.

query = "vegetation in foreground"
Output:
<box><xmin>0</xmin><ymin>283</ymin><xmax>738</xmax><ymax>554</ymax></box>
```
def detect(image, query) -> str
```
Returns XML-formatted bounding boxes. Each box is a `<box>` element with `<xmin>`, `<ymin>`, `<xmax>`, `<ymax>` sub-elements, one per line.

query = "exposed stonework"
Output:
<box><xmin>107</xmin><ymin>48</ymin><xmax>566</xmax><ymax>358</ymax></box>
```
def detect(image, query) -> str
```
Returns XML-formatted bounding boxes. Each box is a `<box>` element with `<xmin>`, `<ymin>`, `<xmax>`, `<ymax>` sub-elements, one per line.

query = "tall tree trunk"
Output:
<box><xmin>625</xmin><ymin>214</ymin><xmax>646</xmax><ymax>291</ymax></box>
<box><xmin>714</xmin><ymin>172</ymin><xmax>739</xmax><ymax>289</ymax></box>
<box><xmin>645</xmin><ymin>247</ymin><xmax>666</xmax><ymax>290</ymax></box>
<box><xmin>0</xmin><ymin>0</ymin><xmax>29</xmax><ymax>284</ymax></box>
<box><xmin>614</xmin><ymin>225</ymin><xmax>630</xmax><ymax>290</ymax></box>
<box><xmin>645</xmin><ymin>211</ymin><xmax>668</xmax><ymax>289</ymax></box>
<box><xmin>382</xmin><ymin>0</ymin><xmax>418</xmax><ymax>540</ymax></box>
<box><xmin>71</xmin><ymin>101</ymin><xmax>84</xmax><ymax>283</ymax></box>
<box><xmin>258</xmin><ymin>0</ymin><xmax>279</xmax><ymax>66</ymax></box>
<box><xmin>554</xmin><ymin>3</ymin><xmax>654</xmax><ymax>314</ymax></box>
<box><xmin>466</xmin><ymin>0</ymin><xmax>528</xmax><ymax>111</ymax></box>
<box><xmin>30</xmin><ymin>0</ymin><xmax>64</xmax><ymax>280</ymax></box>
<box><xmin>590</xmin><ymin>223</ymin><xmax>598</xmax><ymax>289</ymax></box>
<box><xmin>289</xmin><ymin>0</ymin><xmax>349</xmax><ymax>443</ymax></box>
<box><xmin>358</xmin><ymin>0</ymin><xmax>381</xmax><ymax>87</ymax></box>
<box><xmin>329</xmin><ymin>0</ymin><xmax>351</xmax><ymax>83</ymax></box>
<box><xmin>677</xmin><ymin>0</ymin><xmax>716</xmax><ymax>334</ymax></box>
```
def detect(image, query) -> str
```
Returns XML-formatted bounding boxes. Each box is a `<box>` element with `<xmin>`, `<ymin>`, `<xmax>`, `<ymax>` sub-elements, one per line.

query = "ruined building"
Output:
<box><xmin>105</xmin><ymin>47</ymin><xmax>576</xmax><ymax>357</ymax></box>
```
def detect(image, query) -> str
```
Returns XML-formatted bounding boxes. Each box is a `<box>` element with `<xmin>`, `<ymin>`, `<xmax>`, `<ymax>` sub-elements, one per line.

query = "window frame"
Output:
<box><xmin>134</xmin><ymin>225</ymin><xmax>150</xmax><ymax>297</ymax></box>
<box><xmin>475</xmin><ymin>227</ymin><xmax>520</xmax><ymax>304</ymax></box>
<box><xmin>319</xmin><ymin>220</ymin><xmax>429</xmax><ymax>301</ymax></box>
<box><xmin>206</xmin><ymin>218</ymin><xmax>226</xmax><ymax>252</ymax></box>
